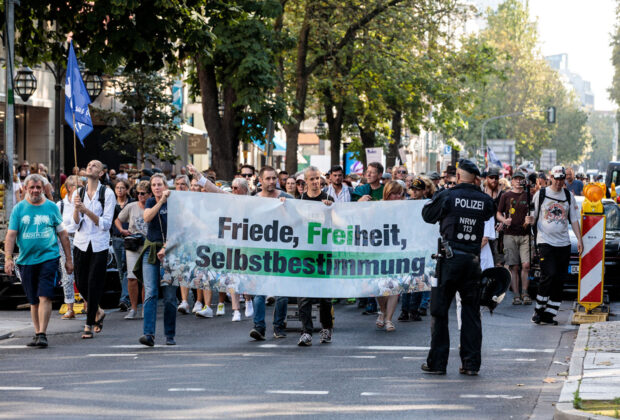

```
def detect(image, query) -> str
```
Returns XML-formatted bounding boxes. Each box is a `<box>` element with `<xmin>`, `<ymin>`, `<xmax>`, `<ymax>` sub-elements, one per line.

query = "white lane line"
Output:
<box><xmin>343</xmin><ymin>355</ymin><xmax>376</xmax><ymax>359</ymax></box>
<box><xmin>501</xmin><ymin>348</ymin><xmax>554</xmax><ymax>353</ymax></box>
<box><xmin>403</xmin><ymin>356</ymin><xmax>425</xmax><ymax>360</ymax></box>
<box><xmin>356</xmin><ymin>346</ymin><xmax>430</xmax><ymax>351</ymax></box>
<box><xmin>259</xmin><ymin>344</ymin><xmax>279</xmax><ymax>348</ymax></box>
<box><xmin>460</xmin><ymin>394</ymin><xmax>522</xmax><ymax>400</ymax></box>
<box><xmin>168</xmin><ymin>388</ymin><xmax>206</xmax><ymax>392</ymax></box>
<box><xmin>110</xmin><ymin>344</ymin><xmax>168</xmax><ymax>348</ymax></box>
<box><xmin>514</xmin><ymin>358</ymin><xmax>536</xmax><ymax>362</ymax></box>
<box><xmin>361</xmin><ymin>392</ymin><xmax>385</xmax><ymax>396</ymax></box>
<box><xmin>242</xmin><ymin>353</ymin><xmax>272</xmax><ymax>357</ymax></box>
<box><xmin>0</xmin><ymin>345</ymin><xmax>26</xmax><ymax>349</ymax></box>
<box><xmin>266</xmin><ymin>390</ymin><xmax>329</xmax><ymax>395</ymax></box>
<box><xmin>88</xmin><ymin>353</ymin><xmax>138</xmax><ymax>357</ymax></box>
<box><xmin>0</xmin><ymin>387</ymin><xmax>43</xmax><ymax>391</ymax></box>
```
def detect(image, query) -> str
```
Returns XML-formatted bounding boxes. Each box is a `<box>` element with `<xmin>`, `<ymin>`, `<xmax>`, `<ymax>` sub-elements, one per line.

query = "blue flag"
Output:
<box><xmin>487</xmin><ymin>145</ymin><xmax>502</xmax><ymax>168</ymax></box>
<box><xmin>65</xmin><ymin>41</ymin><xmax>93</xmax><ymax>145</ymax></box>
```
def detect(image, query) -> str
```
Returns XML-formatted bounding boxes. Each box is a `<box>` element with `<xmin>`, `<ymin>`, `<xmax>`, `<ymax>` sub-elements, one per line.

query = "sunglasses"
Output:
<box><xmin>137</xmin><ymin>191</ymin><xmax>148</xmax><ymax>196</ymax></box>
<box><xmin>488</xmin><ymin>176</ymin><xmax>498</xmax><ymax>180</ymax></box>
<box><xmin>296</xmin><ymin>180</ymin><xmax>305</xmax><ymax>185</ymax></box>
<box><xmin>446</xmin><ymin>182</ymin><xmax>456</xmax><ymax>186</ymax></box>
<box><xmin>397</xmin><ymin>170</ymin><xmax>407</xmax><ymax>174</ymax></box>
<box><xmin>240</xmin><ymin>173</ymin><xmax>253</xmax><ymax>178</ymax></box>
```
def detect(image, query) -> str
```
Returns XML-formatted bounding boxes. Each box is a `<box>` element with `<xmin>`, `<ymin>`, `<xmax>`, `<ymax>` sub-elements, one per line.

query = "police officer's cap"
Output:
<box><xmin>429</xmin><ymin>171</ymin><xmax>441</xmax><ymax>181</ymax></box>
<box><xmin>457</xmin><ymin>159</ymin><xmax>480</xmax><ymax>176</ymax></box>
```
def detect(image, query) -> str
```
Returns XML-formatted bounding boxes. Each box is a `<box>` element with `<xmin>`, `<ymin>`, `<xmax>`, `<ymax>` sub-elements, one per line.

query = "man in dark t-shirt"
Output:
<box><xmin>298</xmin><ymin>166</ymin><xmax>334</xmax><ymax>347</ymax></box>
<box><xmin>496</xmin><ymin>171</ymin><xmax>532</xmax><ymax>305</ymax></box>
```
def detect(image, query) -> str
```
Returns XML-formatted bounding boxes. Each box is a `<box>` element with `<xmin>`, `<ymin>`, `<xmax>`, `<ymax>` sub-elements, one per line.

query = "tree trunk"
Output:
<box><xmin>324</xmin><ymin>96</ymin><xmax>345</xmax><ymax>167</ymax></box>
<box><xmin>195</xmin><ymin>58</ymin><xmax>239</xmax><ymax>180</ymax></box>
<box><xmin>387</xmin><ymin>109</ymin><xmax>402</xmax><ymax>168</ymax></box>
<box><xmin>358</xmin><ymin>123</ymin><xmax>377</xmax><ymax>168</ymax></box>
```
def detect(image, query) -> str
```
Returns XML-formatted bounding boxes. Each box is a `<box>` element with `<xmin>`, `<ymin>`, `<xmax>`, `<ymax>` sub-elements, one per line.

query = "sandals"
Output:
<box><xmin>81</xmin><ymin>327</ymin><xmax>93</xmax><ymax>339</ymax></box>
<box><xmin>62</xmin><ymin>310</ymin><xmax>75</xmax><ymax>320</ymax></box>
<box><xmin>376</xmin><ymin>313</ymin><xmax>385</xmax><ymax>328</ymax></box>
<box><xmin>512</xmin><ymin>296</ymin><xmax>522</xmax><ymax>305</ymax></box>
<box><xmin>522</xmin><ymin>294</ymin><xmax>532</xmax><ymax>305</ymax></box>
<box><xmin>385</xmin><ymin>321</ymin><xmax>396</xmax><ymax>332</ymax></box>
<box><xmin>93</xmin><ymin>311</ymin><xmax>106</xmax><ymax>333</ymax></box>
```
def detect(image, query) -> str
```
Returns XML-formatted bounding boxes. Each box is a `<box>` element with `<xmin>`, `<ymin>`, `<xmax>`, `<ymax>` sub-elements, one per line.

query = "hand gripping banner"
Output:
<box><xmin>164</xmin><ymin>192</ymin><xmax>439</xmax><ymax>298</ymax></box>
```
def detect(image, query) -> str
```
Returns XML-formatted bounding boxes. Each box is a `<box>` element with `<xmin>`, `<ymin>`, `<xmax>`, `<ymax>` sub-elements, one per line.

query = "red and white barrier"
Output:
<box><xmin>578</xmin><ymin>214</ymin><xmax>606</xmax><ymax>311</ymax></box>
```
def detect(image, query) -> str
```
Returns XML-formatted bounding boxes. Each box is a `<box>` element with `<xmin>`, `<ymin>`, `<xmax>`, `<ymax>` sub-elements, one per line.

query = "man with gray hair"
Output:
<box><xmin>4</xmin><ymin>174</ymin><xmax>74</xmax><ymax>347</ymax></box>
<box><xmin>231</xmin><ymin>177</ymin><xmax>250</xmax><ymax>195</ymax></box>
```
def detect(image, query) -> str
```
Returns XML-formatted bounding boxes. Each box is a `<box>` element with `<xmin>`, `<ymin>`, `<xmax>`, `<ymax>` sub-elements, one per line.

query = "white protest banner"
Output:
<box><xmin>365</xmin><ymin>147</ymin><xmax>383</xmax><ymax>165</ymax></box>
<box><xmin>164</xmin><ymin>192</ymin><xmax>439</xmax><ymax>298</ymax></box>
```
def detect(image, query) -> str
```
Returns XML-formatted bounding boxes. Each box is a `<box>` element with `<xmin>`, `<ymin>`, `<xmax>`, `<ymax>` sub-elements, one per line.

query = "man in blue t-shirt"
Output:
<box><xmin>565</xmin><ymin>167</ymin><xmax>583</xmax><ymax>196</ymax></box>
<box><xmin>4</xmin><ymin>174</ymin><xmax>74</xmax><ymax>348</ymax></box>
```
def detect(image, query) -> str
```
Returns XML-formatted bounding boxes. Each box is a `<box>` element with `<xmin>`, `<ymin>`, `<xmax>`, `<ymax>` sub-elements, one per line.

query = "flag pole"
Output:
<box><xmin>73</xmin><ymin>112</ymin><xmax>78</xmax><ymax>171</ymax></box>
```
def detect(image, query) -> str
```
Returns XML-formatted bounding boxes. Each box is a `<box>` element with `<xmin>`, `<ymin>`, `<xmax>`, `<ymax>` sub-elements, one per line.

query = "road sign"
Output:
<box><xmin>443</xmin><ymin>145</ymin><xmax>452</xmax><ymax>155</ymax></box>
<box><xmin>540</xmin><ymin>149</ymin><xmax>557</xmax><ymax>171</ymax></box>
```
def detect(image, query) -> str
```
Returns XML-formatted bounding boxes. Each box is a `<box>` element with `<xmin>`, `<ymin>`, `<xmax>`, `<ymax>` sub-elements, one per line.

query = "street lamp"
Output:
<box><xmin>315</xmin><ymin>116</ymin><xmax>327</xmax><ymax>136</ymax></box>
<box><xmin>14</xmin><ymin>67</ymin><xmax>37</xmax><ymax>102</ymax></box>
<box><xmin>14</xmin><ymin>67</ymin><xmax>38</xmax><ymax>163</ymax></box>
<box><xmin>83</xmin><ymin>72</ymin><xmax>103</xmax><ymax>101</ymax></box>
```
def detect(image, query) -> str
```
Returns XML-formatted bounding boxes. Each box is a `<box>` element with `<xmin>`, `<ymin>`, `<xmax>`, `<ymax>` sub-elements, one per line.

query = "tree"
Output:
<box><xmin>586</xmin><ymin>112</ymin><xmax>616</xmax><ymax>171</ymax></box>
<box><xmin>456</xmin><ymin>0</ymin><xmax>591</xmax><ymax>165</ymax></box>
<box><xmin>94</xmin><ymin>72</ymin><xmax>181</xmax><ymax>169</ymax></box>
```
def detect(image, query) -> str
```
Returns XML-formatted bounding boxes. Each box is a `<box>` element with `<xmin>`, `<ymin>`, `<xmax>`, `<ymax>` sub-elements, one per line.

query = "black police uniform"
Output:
<box><xmin>421</xmin><ymin>161</ymin><xmax>495</xmax><ymax>374</ymax></box>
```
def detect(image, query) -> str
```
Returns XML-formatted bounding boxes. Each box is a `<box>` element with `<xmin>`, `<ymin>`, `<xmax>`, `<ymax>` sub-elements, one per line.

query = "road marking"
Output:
<box><xmin>110</xmin><ymin>344</ymin><xmax>167</xmax><ymax>348</ymax></box>
<box><xmin>341</xmin><ymin>355</ymin><xmax>376</xmax><ymax>359</ymax></box>
<box><xmin>356</xmin><ymin>346</ymin><xmax>430</xmax><ymax>351</ymax></box>
<box><xmin>168</xmin><ymin>388</ymin><xmax>206</xmax><ymax>392</ymax></box>
<box><xmin>361</xmin><ymin>392</ymin><xmax>385</xmax><ymax>396</ymax></box>
<box><xmin>258</xmin><ymin>344</ymin><xmax>279</xmax><ymax>348</ymax></box>
<box><xmin>0</xmin><ymin>387</ymin><xmax>43</xmax><ymax>391</ymax></box>
<box><xmin>460</xmin><ymin>394</ymin><xmax>523</xmax><ymax>400</ymax></box>
<box><xmin>266</xmin><ymin>390</ymin><xmax>329</xmax><ymax>395</ymax></box>
<box><xmin>88</xmin><ymin>353</ymin><xmax>138</xmax><ymax>357</ymax></box>
<box><xmin>514</xmin><ymin>358</ymin><xmax>536</xmax><ymax>362</ymax></box>
<box><xmin>501</xmin><ymin>348</ymin><xmax>554</xmax><ymax>353</ymax></box>
<box><xmin>403</xmin><ymin>356</ymin><xmax>425</xmax><ymax>360</ymax></box>
<box><xmin>0</xmin><ymin>345</ymin><xmax>26</xmax><ymax>349</ymax></box>
<box><xmin>242</xmin><ymin>353</ymin><xmax>272</xmax><ymax>357</ymax></box>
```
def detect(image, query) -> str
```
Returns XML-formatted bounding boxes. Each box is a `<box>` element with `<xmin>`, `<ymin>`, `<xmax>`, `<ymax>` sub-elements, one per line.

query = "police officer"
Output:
<box><xmin>420</xmin><ymin>159</ymin><xmax>495</xmax><ymax>376</ymax></box>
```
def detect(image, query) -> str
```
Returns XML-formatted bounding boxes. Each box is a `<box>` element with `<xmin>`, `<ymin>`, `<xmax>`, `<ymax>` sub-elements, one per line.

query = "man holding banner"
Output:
<box><xmin>420</xmin><ymin>159</ymin><xmax>495</xmax><ymax>376</ymax></box>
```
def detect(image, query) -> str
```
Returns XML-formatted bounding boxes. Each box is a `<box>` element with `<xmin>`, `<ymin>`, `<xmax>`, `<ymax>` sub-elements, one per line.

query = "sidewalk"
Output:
<box><xmin>556</xmin><ymin>320</ymin><xmax>620</xmax><ymax>420</ymax></box>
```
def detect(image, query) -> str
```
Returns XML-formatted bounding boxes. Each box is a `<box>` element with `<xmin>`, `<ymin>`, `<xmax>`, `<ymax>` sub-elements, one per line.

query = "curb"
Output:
<box><xmin>554</xmin><ymin>324</ymin><xmax>617</xmax><ymax>420</ymax></box>
<box><xmin>0</xmin><ymin>332</ymin><xmax>14</xmax><ymax>340</ymax></box>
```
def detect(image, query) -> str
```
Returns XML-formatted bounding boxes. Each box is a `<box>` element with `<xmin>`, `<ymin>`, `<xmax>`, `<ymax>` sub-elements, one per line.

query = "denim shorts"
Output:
<box><xmin>17</xmin><ymin>258</ymin><xmax>60</xmax><ymax>305</ymax></box>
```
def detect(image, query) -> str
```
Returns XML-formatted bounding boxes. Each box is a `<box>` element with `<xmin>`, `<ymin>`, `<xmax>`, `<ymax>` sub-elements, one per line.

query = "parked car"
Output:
<box><xmin>529</xmin><ymin>197</ymin><xmax>620</xmax><ymax>297</ymax></box>
<box><xmin>0</xmin><ymin>242</ymin><xmax>121</xmax><ymax>309</ymax></box>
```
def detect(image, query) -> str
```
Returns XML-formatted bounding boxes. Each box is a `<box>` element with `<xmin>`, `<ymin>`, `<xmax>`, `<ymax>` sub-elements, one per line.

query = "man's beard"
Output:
<box><xmin>26</xmin><ymin>193</ymin><xmax>43</xmax><ymax>203</ymax></box>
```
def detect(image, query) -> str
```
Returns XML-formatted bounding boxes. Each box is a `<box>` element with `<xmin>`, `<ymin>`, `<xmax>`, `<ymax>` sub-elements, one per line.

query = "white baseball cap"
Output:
<box><xmin>551</xmin><ymin>166</ymin><xmax>566</xmax><ymax>179</ymax></box>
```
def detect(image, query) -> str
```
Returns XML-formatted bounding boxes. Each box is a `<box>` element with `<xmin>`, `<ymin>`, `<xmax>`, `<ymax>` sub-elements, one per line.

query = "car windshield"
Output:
<box><xmin>604</xmin><ymin>203</ymin><xmax>620</xmax><ymax>231</ymax></box>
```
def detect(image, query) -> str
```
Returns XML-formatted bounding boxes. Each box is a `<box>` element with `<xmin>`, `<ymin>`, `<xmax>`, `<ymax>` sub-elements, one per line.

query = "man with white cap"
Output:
<box><xmin>525</xmin><ymin>165</ymin><xmax>583</xmax><ymax>325</ymax></box>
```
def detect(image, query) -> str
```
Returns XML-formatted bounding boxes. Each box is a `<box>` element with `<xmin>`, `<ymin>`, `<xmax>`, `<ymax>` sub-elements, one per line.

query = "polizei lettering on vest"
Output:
<box><xmin>454</xmin><ymin>198</ymin><xmax>483</xmax><ymax>210</ymax></box>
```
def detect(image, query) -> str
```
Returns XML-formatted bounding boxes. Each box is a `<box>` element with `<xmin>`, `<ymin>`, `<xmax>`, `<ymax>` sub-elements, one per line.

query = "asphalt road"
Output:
<box><xmin>0</xmin><ymin>297</ymin><xmax>597</xmax><ymax>420</ymax></box>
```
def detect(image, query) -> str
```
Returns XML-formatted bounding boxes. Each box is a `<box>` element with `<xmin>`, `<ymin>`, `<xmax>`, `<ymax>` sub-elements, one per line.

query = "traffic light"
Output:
<box><xmin>546</xmin><ymin>106</ymin><xmax>556</xmax><ymax>124</ymax></box>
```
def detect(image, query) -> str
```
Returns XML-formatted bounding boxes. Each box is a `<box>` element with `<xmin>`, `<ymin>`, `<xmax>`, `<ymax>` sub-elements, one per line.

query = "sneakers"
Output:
<box><xmin>420</xmin><ymin>363</ymin><xmax>446</xmax><ymax>375</ymax></box>
<box><xmin>266</xmin><ymin>296</ymin><xmax>275</xmax><ymax>306</ymax></box>
<box><xmin>118</xmin><ymin>301</ymin><xmax>129</xmax><ymax>312</ymax></box>
<box><xmin>250</xmin><ymin>328</ymin><xmax>266</xmax><ymax>341</ymax></box>
<box><xmin>36</xmin><ymin>333</ymin><xmax>48</xmax><ymax>348</ymax></box>
<box><xmin>459</xmin><ymin>366</ymin><xmax>479</xmax><ymax>376</ymax></box>
<box><xmin>531</xmin><ymin>313</ymin><xmax>541</xmax><ymax>324</ymax></box>
<box><xmin>192</xmin><ymin>301</ymin><xmax>204</xmax><ymax>313</ymax></box>
<box><xmin>273</xmin><ymin>329</ymin><xmax>287</xmax><ymax>339</ymax></box>
<box><xmin>397</xmin><ymin>311</ymin><xmax>410</xmax><ymax>322</ymax></box>
<box><xmin>216</xmin><ymin>303</ymin><xmax>225</xmax><ymax>316</ymax></box>
<box><xmin>166</xmin><ymin>337</ymin><xmax>176</xmax><ymax>346</ymax></box>
<box><xmin>139</xmin><ymin>335</ymin><xmax>155</xmax><ymax>347</ymax></box>
<box><xmin>244</xmin><ymin>300</ymin><xmax>254</xmax><ymax>318</ymax></box>
<box><xmin>298</xmin><ymin>333</ymin><xmax>312</xmax><ymax>346</ymax></box>
<box><xmin>177</xmin><ymin>301</ymin><xmax>190</xmax><ymax>314</ymax></box>
<box><xmin>124</xmin><ymin>309</ymin><xmax>137</xmax><ymax>320</ymax></box>
<box><xmin>232</xmin><ymin>310</ymin><xmax>241</xmax><ymax>322</ymax></box>
<box><xmin>196</xmin><ymin>306</ymin><xmax>214</xmax><ymax>318</ymax></box>
<box><xmin>27</xmin><ymin>335</ymin><xmax>39</xmax><ymax>347</ymax></box>
<box><xmin>319</xmin><ymin>328</ymin><xmax>332</xmax><ymax>344</ymax></box>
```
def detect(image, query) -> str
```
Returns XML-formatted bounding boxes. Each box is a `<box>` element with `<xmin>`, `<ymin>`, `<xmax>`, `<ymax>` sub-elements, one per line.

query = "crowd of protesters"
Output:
<box><xmin>5</xmin><ymin>156</ymin><xmax>593</xmax><ymax>347</ymax></box>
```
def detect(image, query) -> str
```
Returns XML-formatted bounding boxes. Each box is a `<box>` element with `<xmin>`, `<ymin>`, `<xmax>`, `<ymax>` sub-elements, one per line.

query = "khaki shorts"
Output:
<box><xmin>503</xmin><ymin>234</ymin><xmax>531</xmax><ymax>266</ymax></box>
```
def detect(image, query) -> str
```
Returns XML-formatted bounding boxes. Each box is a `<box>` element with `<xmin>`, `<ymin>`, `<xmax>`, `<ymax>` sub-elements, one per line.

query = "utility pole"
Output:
<box><xmin>4</xmin><ymin>0</ymin><xmax>16</xmax><ymax>217</ymax></box>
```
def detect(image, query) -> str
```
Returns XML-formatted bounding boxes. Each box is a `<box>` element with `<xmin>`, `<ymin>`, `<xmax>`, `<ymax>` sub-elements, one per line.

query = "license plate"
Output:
<box><xmin>570</xmin><ymin>265</ymin><xmax>579</xmax><ymax>274</ymax></box>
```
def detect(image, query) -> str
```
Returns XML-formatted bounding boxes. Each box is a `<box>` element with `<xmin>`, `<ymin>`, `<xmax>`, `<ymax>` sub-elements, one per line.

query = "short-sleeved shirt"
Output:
<box><xmin>566</xmin><ymin>179</ymin><xmax>583</xmax><ymax>196</ymax></box>
<box><xmin>532</xmin><ymin>187</ymin><xmax>579</xmax><ymax>247</ymax></box>
<box><xmin>145</xmin><ymin>197</ymin><xmax>167</xmax><ymax>243</ymax></box>
<box><xmin>300</xmin><ymin>191</ymin><xmax>335</xmax><ymax>202</ymax></box>
<box><xmin>497</xmin><ymin>190</ymin><xmax>530</xmax><ymax>236</ymax></box>
<box><xmin>9</xmin><ymin>199</ymin><xmax>63</xmax><ymax>265</ymax></box>
<box><xmin>117</xmin><ymin>201</ymin><xmax>148</xmax><ymax>236</ymax></box>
